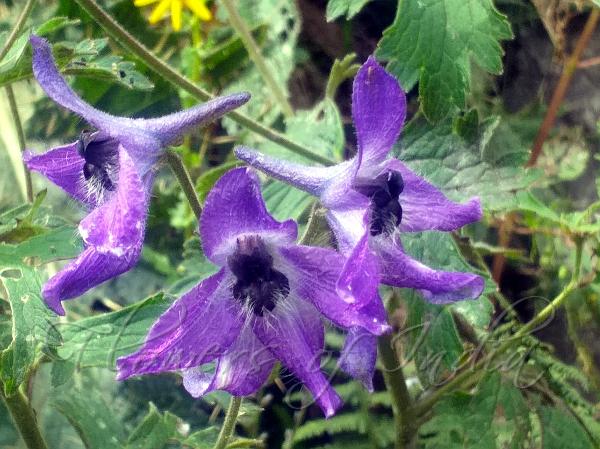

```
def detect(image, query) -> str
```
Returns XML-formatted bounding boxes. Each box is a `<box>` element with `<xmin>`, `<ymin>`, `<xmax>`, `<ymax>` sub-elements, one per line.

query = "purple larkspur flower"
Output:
<box><xmin>116</xmin><ymin>167</ymin><xmax>390</xmax><ymax>417</ymax></box>
<box><xmin>23</xmin><ymin>36</ymin><xmax>249</xmax><ymax>315</ymax></box>
<box><xmin>235</xmin><ymin>57</ymin><xmax>484</xmax><ymax>388</ymax></box>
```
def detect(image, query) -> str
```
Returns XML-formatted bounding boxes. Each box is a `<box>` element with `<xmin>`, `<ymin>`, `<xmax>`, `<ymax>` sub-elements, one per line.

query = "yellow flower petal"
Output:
<box><xmin>171</xmin><ymin>0</ymin><xmax>182</xmax><ymax>31</ymax></box>
<box><xmin>184</xmin><ymin>0</ymin><xmax>212</xmax><ymax>21</ymax></box>
<box><xmin>134</xmin><ymin>0</ymin><xmax>160</xmax><ymax>7</ymax></box>
<box><xmin>148</xmin><ymin>0</ymin><xmax>171</xmax><ymax>24</ymax></box>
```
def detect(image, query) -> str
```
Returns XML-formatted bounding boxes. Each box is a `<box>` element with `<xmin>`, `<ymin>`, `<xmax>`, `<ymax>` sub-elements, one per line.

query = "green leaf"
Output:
<box><xmin>52</xmin><ymin>386</ymin><xmax>125</xmax><ymax>449</ymax></box>
<box><xmin>396</xmin><ymin>114</ymin><xmax>540</xmax><ymax>212</ymax></box>
<box><xmin>326</xmin><ymin>0</ymin><xmax>371</xmax><ymax>21</ymax></box>
<box><xmin>377</xmin><ymin>0</ymin><xmax>512</xmax><ymax>121</ymax></box>
<box><xmin>420</xmin><ymin>373</ymin><xmax>531</xmax><ymax>449</ymax></box>
<box><xmin>539</xmin><ymin>407</ymin><xmax>594</xmax><ymax>449</ymax></box>
<box><xmin>0</xmin><ymin>261</ymin><xmax>61</xmax><ymax>395</ymax></box>
<box><xmin>177</xmin><ymin>427</ymin><xmax>220</xmax><ymax>449</ymax></box>
<box><xmin>56</xmin><ymin>293</ymin><xmax>170</xmax><ymax>369</ymax></box>
<box><xmin>262</xmin><ymin>99</ymin><xmax>345</xmax><ymax>163</ymax></box>
<box><xmin>126</xmin><ymin>403</ymin><xmax>178</xmax><ymax>449</ymax></box>
<box><xmin>35</xmin><ymin>17</ymin><xmax>81</xmax><ymax>35</ymax></box>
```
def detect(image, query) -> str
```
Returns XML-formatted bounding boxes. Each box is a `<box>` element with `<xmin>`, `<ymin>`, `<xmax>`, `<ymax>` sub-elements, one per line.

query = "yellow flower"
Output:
<box><xmin>134</xmin><ymin>0</ymin><xmax>212</xmax><ymax>32</ymax></box>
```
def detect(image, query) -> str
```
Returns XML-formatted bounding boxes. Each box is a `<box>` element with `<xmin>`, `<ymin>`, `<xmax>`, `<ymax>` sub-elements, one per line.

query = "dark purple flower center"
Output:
<box><xmin>227</xmin><ymin>235</ymin><xmax>290</xmax><ymax>317</ymax></box>
<box><xmin>354</xmin><ymin>170</ymin><xmax>404</xmax><ymax>236</ymax></box>
<box><xmin>77</xmin><ymin>130</ymin><xmax>119</xmax><ymax>191</ymax></box>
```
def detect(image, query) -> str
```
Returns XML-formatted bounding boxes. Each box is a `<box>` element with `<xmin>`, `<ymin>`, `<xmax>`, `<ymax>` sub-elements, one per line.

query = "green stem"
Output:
<box><xmin>6</xmin><ymin>85</ymin><xmax>34</xmax><ymax>203</ymax></box>
<box><xmin>213</xmin><ymin>396</ymin><xmax>243</xmax><ymax>449</ymax></box>
<box><xmin>377</xmin><ymin>334</ymin><xmax>416</xmax><ymax>449</ymax></box>
<box><xmin>0</xmin><ymin>0</ymin><xmax>36</xmax><ymax>62</ymax></box>
<box><xmin>221</xmin><ymin>0</ymin><xmax>293</xmax><ymax>117</ymax></box>
<box><xmin>414</xmin><ymin>239</ymin><xmax>586</xmax><ymax>417</ymax></box>
<box><xmin>72</xmin><ymin>0</ymin><xmax>333</xmax><ymax>166</ymax></box>
<box><xmin>1</xmin><ymin>387</ymin><xmax>49</xmax><ymax>449</ymax></box>
<box><xmin>226</xmin><ymin>438</ymin><xmax>264</xmax><ymax>449</ymax></box>
<box><xmin>165</xmin><ymin>150</ymin><xmax>203</xmax><ymax>220</ymax></box>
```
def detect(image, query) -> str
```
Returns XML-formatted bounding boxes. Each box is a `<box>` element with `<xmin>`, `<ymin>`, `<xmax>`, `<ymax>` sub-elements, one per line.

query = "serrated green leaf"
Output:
<box><xmin>420</xmin><ymin>373</ymin><xmax>531</xmax><ymax>449</ymax></box>
<box><xmin>396</xmin><ymin>115</ymin><xmax>540</xmax><ymax>212</ymax></box>
<box><xmin>0</xmin><ymin>261</ymin><xmax>61</xmax><ymax>395</ymax></box>
<box><xmin>377</xmin><ymin>0</ymin><xmax>512</xmax><ymax>121</ymax></box>
<box><xmin>326</xmin><ymin>0</ymin><xmax>371</xmax><ymax>21</ymax></box>
<box><xmin>539</xmin><ymin>406</ymin><xmax>594</xmax><ymax>449</ymax></box>
<box><xmin>126</xmin><ymin>403</ymin><xmax>177</xmax><ymax>449</ymax></box>
<box><xmin>56</xmin><ymin>293</ymin><xmax>170</xmax><ymax>369</ymax></box>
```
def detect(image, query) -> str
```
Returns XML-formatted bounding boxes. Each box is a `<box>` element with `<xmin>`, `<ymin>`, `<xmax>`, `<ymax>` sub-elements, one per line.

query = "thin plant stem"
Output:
<box><xmin>165</xmin><ymin>150</ymin><xmax>203</xmax><ymax>219</ymax></box>
<box><xmin>0</xmin><ymin>0</ymin><xmax>36</xmax><ymax>62</ymax></box>
<box><xmin>378</xmin><ymin>334</ymin><xmax>417</xmax><ymax>449</ymax></box>
<box><xmin>213</xmin><ymin>396</ymin><xmax>243</xmax><ymax>449</ymax></box>
<box><xmin>221</xmin><ymin>0</ymin><xmax>294</xmax><ymax>117</ymax></box>
<box><xmin>527</xmin><ymin>9</ymin><xmax>600</xmax><ymax>167</ymax></box>
<box><xmin>72</xmin><ymin>0</ymin><xmax>333</xmax><ymax>166</ymax></box>
<box><xmin>1</xmin><ymin>386</ymin><xmax>49</xmax><ymax>449</ymax></box>
<box><xmin>6</xmin><ymin>85</ymin><xmax>34</xmax><ymax>203</ymax></box>
<box><xmin>414</xmin><ymin>239</ymin><xmax>585</xmax><ymax>417</ymax></box>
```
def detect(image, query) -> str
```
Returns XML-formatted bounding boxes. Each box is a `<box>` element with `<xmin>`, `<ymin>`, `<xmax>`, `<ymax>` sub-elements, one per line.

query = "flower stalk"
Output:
<box><xmin>213</xmin><ymin>396</ymin><xmax>243</xmax><ymax>449</ymax></box>
<box><xmin>377</xmin><ymin>334</ymin><xmax>416</xmax><ymax>449</ymax></box>
<box><xmin>221</xmin><ymin>0</ymin><xmax>294</xmax><ymax>117</ymax></box>
<box><xmin>165</xmin><ymin>150</ymin><xmax>203</xmax><ymax>219</ymax></box>
<box><xmin>72</xmin><ymin>0</ymin><xmax>334</xmax><ymax>166</ymax></box>
<box><xmin>6</xmin><ymin>85</ymin><xmax>34</xmax><ymax>203</ymax></box>
<box><xmin>1</xmin><ymin>386</ymin><xmax>49</xmax><ymax>449</ymax></box>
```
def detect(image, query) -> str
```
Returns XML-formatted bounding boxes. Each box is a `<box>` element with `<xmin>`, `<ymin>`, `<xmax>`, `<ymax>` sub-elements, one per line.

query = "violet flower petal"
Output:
<box><xmin>43</xmin><ymin>246</ymin><xmax>141</xmax><ymax>315</ymax></box>
<box><xmin>339</xmin><ymin>329</ymin><xmax>378</xmax><ymax>392</ymax></box>
<box><xmin>386</xmin><ymin>159</ymin><xmax>483</xmax><ymax>232</ymax></box>
<box><xmin>42</xmin><ymin>149</ymin><xmax>148</xmax><ymax>313</ymax></box>
<box><xmin>116</xmin><ymin>269</ymin><xmax>243</xmax><ymax>379</ymax></box>
<box><xmin>278</xmin><ymin>245</ymin><xmax>390</xmax><ymax>335</ymax></box>
<box><xmin>352</xmin><ymin>56</ymin><xmax>406</xmax><ymax>167</ymax></box>
<box><xmin>374</xmin><ymin>236</ymin><xmax>485</xmax><ymax>302</ymax></box>
<box><xmin>253</xmin><ymin>299</ymin><xmax>342</xmax><ymax>418</ymax></box>
<box><xmin>335</xmin><ymin>230</ymin><xmax>380</xmax><ymax>305</ymax></box>
<box><xmin>78</xmin><ymin>147</ymin><xmax>148</xmax><ymax>251</ymax></box>
<box><xmin>22</xmin><ymin>142</ymin><xmax>90</xmax><ymax>206</ymax></box>
<box><xmin>182</xmin><ymin>325</ymin><xmax>275</xmax><ymax>397</ymax></box>
<box><xmin>338</xmin><ymin>296</ymin><xmax>387</xmax><ymax>391</ymax></box>
<box><xmin>201</xmin><ymin>167</ymin><xmax>297</xmax><ymax>265</ymax></box>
